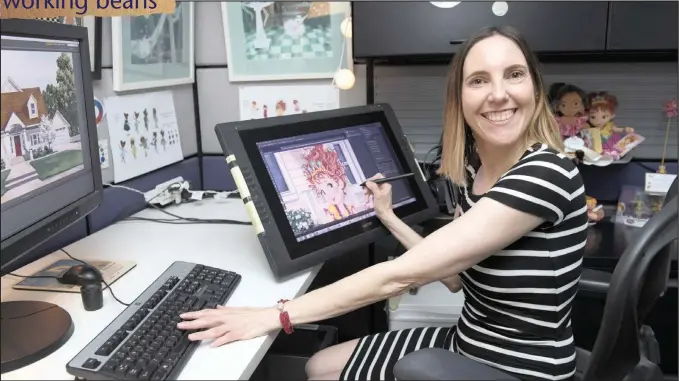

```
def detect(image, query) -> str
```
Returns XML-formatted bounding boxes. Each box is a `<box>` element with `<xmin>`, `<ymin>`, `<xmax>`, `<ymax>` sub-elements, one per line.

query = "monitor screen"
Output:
<box><xmin>216</xmin><ymin>104</ymin><xmax>438</xmax><ymax>278</ymax></box>
<box><xmin>256</xmin><ymin>122</ymin><xmax>417</xmax><ymax>243</ymax></box>
<box><xmin>1</xmin><ymin>34</ymin><xmax>95</xmax><ymax>242</ymax></box>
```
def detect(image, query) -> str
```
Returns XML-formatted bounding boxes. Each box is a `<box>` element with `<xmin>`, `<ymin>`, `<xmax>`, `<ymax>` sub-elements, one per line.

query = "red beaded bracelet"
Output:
<box><xmin>277</xmin><ymin>299</ymin><xmax>294</xmax><ymax>335</ymax></box>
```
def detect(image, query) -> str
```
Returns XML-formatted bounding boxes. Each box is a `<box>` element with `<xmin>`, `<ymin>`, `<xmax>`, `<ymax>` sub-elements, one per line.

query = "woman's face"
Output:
<box><xmin>461</xmin><ymin>35</ymin><xmax>536</xmax><ymax>148</ymax></box>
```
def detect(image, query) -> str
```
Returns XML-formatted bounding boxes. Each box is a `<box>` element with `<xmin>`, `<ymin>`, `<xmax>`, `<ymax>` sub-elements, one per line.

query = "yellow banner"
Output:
<box><xmin>0</xmin><ymin>0</ymin><xmax>175</xmax><ymax>19</ymax></box>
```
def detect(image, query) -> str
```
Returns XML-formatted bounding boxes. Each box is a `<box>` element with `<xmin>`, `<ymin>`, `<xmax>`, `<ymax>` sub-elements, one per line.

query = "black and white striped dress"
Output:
<box><xmin>340</xmin><ymin>143</ymin><xmax>587</xmax><ymax>381</ymax></box>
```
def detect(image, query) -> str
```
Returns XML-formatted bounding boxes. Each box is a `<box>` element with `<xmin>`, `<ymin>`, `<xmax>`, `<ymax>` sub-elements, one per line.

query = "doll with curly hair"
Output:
<box><xmin>587</xmin><ymin>91</ymin><xmax>634</xmax><ymax>159</ymax></box>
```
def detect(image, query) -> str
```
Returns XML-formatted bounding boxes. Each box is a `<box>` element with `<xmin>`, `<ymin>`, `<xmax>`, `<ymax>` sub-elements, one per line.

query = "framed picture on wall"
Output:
<box><xmin>221</xmin><ymin>2</ymin><xmax>353</xmax><ymax>82</ymax></box>
<box><xmin>111</xmin><ymin>2</ymin><xmax>195</xmax><ymax>92</ymax></box>
<box><xmin>37</xmin><ymin>16</ymin><xmax>102</xmax><ymax>80</ymax></box>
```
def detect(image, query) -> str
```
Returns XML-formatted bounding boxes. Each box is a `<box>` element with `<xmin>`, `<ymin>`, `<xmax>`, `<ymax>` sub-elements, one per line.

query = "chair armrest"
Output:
<box><xmin>393</xmin><ymin>348</ymin><xmax>518</xmax><ymax>380</ymax></box>
<box><xmin>578</xmin><ymin>268</ymin><xmax>612</xmax><ymax>298</ymax></box>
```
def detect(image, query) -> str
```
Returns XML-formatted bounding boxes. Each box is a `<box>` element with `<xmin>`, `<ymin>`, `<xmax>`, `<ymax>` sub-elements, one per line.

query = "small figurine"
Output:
<box><xmin>548</xmin><ymin>83</ymin><xmax>590</xmax><ymax>140</ymax></box>
<box><xmin>587</xmin><ymin>92</ymin><xmax>634</xmax><ymax>159</ymax></box>
<box><xmin>586</xmin><ymin>195</ymin><xmax>605</xmax><ymax>223</ymax></box>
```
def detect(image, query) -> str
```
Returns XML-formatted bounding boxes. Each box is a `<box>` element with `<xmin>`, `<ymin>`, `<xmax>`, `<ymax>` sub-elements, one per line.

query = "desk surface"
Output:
<box><xmin>1</xmin><ymin>199</ymin><xmax>321</xmax><ymax>380</ymax></box>
<box><xmin>584</xmin><ymin>217</ymin><xmax>678</xmax><ymax>274</ymax></box>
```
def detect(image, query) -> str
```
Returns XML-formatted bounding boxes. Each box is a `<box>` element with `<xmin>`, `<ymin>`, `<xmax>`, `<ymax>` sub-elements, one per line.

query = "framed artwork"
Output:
<box><xmin>221</xmin><ymin>2</ymin><xmax>353</xmax><ymax>82</ymax></box>
<box><xmin>37</xmin><ymin>16</ymin><xmax>102</xmax><ymax>80</ymax></box>
<box><xmin>111</xmin><ymin>2</ymin><xmax>195</xmax><ymax>92</ymax></box>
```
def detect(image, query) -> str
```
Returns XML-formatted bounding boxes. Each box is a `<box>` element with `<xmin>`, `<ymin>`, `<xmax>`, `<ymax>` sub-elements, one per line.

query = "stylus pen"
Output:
<box><xmin>361</xmin><ymin>173</ymin><xmax>415</xmax><ymax>187</ymax></box>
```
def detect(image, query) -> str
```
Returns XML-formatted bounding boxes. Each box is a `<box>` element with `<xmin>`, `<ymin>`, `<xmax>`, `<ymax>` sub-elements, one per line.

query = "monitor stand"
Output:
<box><xmin>0</xmin><ymin>300</ymin><xmax>74</xmax><ymax>374</ymax></box>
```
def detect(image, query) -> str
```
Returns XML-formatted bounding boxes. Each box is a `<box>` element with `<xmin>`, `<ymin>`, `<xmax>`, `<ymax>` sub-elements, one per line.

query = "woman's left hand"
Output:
<box><xmin>177</xmin><ymin>306</ymin><xmax>280</xmax><ymax>347</ymax></box>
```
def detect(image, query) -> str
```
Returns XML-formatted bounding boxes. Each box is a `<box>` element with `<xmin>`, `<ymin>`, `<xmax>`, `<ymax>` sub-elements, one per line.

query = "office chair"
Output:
<box><xmin>394</xmin><ymin>179</ymin><xmax>678</xmax><ymax>381</ymax></box>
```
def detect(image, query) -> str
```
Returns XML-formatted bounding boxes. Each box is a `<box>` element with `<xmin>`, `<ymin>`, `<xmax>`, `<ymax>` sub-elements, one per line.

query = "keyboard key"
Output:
<box><xmin>82</xmin><ymin>358</ymin><xmax>100</xmax><ymax>369</ymax></box>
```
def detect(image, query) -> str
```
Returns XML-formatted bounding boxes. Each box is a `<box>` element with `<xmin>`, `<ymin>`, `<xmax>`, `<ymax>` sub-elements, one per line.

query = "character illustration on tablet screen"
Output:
<box><xmin>302</xmin><ymin>144</ymin><xmax>373</xmax><ymax>222</ymax></box>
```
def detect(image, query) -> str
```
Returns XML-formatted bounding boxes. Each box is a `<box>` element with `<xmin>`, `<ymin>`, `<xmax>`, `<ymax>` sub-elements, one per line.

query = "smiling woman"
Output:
<box><xmin>177</xmin><ymin>26</ymin><xmax>586</xmax><ymax>381</ymax></box>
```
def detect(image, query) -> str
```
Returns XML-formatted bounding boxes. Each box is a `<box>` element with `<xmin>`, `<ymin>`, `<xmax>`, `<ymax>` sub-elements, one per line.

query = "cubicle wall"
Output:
<box><xmin>193</xmin><ymin>2</ymin><xmax>368</xmax><ymax>191</ymax></box>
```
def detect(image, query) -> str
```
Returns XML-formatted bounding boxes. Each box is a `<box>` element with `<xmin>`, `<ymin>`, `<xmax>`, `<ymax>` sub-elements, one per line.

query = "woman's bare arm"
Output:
<box><xmin>379</xmin><ymin>211</ymin><xmax>424</xmax><ymax>250</ymax></box>
<box><xmin>282</xmin><ymin>198</ymin><xmax>544</xmax><ymax>326</ymax></box>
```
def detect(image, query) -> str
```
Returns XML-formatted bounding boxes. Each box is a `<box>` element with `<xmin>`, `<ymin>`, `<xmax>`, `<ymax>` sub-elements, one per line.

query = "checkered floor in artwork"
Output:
<box><xmin>35</xmin><ymin>17</ymin><xmax>82</xmax><ymax>25</ymax></box>
<box><xmin>37</xmin><ymin>17</ymin><xmax>63</xmax><ymax>23</ymax></box>
<box><xmin>245</xmin><ymin>25</ymin><xmax>334</xmax><ymax>61</ymax></box>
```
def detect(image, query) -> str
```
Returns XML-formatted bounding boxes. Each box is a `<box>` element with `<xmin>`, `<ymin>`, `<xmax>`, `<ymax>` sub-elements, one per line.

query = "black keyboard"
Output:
<box><xmin>66</xmin><ymin>261</ymin><xmax>242</xmax><ymax>380</ymax></box>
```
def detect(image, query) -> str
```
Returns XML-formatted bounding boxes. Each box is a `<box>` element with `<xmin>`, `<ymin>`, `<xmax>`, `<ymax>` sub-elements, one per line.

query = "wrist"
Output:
<box><xmin>263</xmin><ymin>307</ymin><xmax>282</xmax><ymax>332</ymax></box>
<box><xmin>377</xmin><ymin>209</ymin><xmax>396</xmax><ymax>221</ymax></box>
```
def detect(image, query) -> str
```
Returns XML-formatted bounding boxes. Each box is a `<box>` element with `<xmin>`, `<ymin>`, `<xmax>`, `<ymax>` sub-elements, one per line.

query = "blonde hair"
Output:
<box><xmin>438</xmin><ymin>26</ymin><xmax>563</xmax><ymax>187</ymax></box>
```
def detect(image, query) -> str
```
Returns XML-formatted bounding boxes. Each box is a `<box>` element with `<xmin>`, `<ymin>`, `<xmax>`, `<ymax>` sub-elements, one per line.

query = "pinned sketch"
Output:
<box><xmin>98</xmin><ymin>139</ymin><xmax>110</xmax><ymax>169</ymax></box>
<box><xmin>238</xmin><ymin>84</ymin><xmax>340</xmax><ymax>121</ymax></box>
<box><xmin>104</xmin><ymin>91</ymin><xmax>183</xmax><ymax>183</ymax></box>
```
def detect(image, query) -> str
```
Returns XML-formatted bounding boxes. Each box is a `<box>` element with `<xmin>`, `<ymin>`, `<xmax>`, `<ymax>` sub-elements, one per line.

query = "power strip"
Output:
<box><xmin>145</xmin><ymin>177</ymin><xmax>186</xmax><ymax>207</ymax></box>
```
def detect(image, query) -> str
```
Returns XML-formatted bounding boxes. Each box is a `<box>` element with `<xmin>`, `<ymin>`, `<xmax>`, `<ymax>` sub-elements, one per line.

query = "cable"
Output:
<box><xmin>103</xmin><ymin>183</ymin><xmax>251</xmax><ymax>226</ymax></box>
<box><xmin>6</xmin><ymin>249</ymin><xmax>131</xmax><ymax>307</ymax></box>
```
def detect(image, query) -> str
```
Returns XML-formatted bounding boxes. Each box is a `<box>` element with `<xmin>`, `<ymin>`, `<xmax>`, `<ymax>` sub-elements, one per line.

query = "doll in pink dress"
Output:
<box><xmin>548</xmin><ymin>83</ymin><xmax>590</xmax><ymax>140</ymax></box>
<box><xmin>587</xmin><ymin>92</ymin><xmax>634</xmax><ymax>160</ymax></box>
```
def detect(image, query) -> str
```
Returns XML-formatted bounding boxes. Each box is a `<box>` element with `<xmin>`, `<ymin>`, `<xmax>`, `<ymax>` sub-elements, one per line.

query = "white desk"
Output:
<box><xmin>1</xmin><ymin>199</ymin><xmax>321</xmax><ymax>380</ymax></box>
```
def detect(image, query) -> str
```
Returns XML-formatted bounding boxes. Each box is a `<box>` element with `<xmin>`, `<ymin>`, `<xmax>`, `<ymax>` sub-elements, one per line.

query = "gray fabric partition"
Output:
<box><xmin>87</xmin><ymin>157</ymin><xmax>201</xmax><ymax>234</ymax></box>
<box><xmin>375</xmin><ymin>63</ymin><xmax>678</xmax><ymax>161</ymax></box>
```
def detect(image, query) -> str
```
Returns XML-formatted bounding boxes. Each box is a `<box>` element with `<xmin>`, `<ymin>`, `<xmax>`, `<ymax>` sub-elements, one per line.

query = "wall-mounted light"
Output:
<box><xmin>334</xmin><ymin>68</ymin><xmax>356</xmax><ymax>90</ymax></box>
<box><xmin>430</xmin><ymin>2</ymin><xmax>461</xmax><ymax>9</ymax></box>
<box><xmin>334</xmin><ymin>15</ymin><xmax>354</xmax><ymax>90</ymax></box>
<box><xmin>340</xmin><ymin>17</ymin><xmax>352</xmax><ymax>39</ymax></box>
<box><xmin>492</xmin><ymin>1</ymin><xmax>508</xmax><ymax>16</ymax></box>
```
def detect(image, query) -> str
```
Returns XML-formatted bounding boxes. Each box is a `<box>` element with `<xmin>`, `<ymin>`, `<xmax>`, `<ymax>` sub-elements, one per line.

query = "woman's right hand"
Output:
<box><xmin>364</xmin><ymin>173</ymin><xmax>393</xmax><ymax>218</ymax></box>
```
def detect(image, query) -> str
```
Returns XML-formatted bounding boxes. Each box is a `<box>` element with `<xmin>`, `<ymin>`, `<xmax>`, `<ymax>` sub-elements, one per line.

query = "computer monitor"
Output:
<box><xmin>214</xmin><ymin>104</ymin><xmax>438</xmax><ymax>279</ymax></box>
<box><xmin>0</xmin><ymin>19</ymin><xmax>102</xmax><ymax>374</ymax></box>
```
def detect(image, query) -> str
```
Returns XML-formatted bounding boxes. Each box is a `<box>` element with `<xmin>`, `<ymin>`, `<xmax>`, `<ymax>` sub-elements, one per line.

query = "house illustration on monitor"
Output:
<box><xmin>1</xmin><ymin>76</ymin><xmax>71</xmax><ymax>167</ymax></box>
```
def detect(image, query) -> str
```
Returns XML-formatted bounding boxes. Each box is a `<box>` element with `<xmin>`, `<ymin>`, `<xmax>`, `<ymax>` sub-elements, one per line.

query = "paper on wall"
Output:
<box><xmin>238</xmin><ymin>84</ymin><xmax>340</xmax><ymax>121</ymax></box>
<box><xmin>104</xmin><ymin>91</ymin><xmax>184</xmax><ymax>183</ymax></box>
<box><xmin>98</xmin><ymin>139</ymin><xmax>110</xmax><ymax>169</ymax></box>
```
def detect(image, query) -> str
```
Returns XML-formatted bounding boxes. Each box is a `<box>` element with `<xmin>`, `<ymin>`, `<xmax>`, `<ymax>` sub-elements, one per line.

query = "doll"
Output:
<box><xmin>587</xmin><ymin>92</ymin><xmax>634</xmax><ymax>159</ymax></box>
<box><xmin>548</xmin><ymin>83</ymin><xmax>590</xmax><ymax>140</ymax></box>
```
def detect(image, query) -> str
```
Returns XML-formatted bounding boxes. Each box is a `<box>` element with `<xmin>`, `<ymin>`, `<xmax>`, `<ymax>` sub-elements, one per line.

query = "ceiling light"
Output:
<box><xmin>430</xmin><ymin>2</ymin><xmax>461</xmax><ymax>9</ymax></box>
<box><xmin>492</xmin><ymin>1</ymin><xmax>508</xmax><ymax>16</ymax></box>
